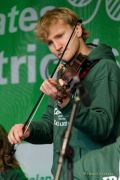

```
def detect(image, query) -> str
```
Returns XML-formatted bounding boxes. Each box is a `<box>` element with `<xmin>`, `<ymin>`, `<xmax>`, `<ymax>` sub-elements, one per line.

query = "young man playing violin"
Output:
<box><xmin>8</xmin><ymin>7</ymin><xmax>120</xmax><ymax>179</ymax></box>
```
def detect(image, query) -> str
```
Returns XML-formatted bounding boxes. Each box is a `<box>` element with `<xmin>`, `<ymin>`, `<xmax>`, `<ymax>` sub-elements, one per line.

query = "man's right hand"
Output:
<box><xmin>8</xmin><ymin>124</ymin><xmax>31</xmax><ymax>145</ymax></box>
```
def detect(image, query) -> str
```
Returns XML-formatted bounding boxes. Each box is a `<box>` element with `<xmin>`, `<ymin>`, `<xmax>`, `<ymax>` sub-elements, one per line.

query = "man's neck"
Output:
<box><xmin>79</xmin><ymin>38</ymin><xmax>92</xmax><ymax>56</ymax></box>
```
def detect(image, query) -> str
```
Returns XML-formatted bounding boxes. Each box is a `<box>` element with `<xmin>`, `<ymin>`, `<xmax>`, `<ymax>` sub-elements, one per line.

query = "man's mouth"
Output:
<box><xmin>58</xmin><ymin>52</ymin><xmax>63</xmax><ymax>58</ymax></box>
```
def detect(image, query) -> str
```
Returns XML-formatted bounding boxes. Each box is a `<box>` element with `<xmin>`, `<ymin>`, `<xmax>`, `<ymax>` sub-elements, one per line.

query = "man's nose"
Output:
<box><xmin>54</xmin><ymin>42</ymin><xmax>62</xmax><ymax>51</ymax></box>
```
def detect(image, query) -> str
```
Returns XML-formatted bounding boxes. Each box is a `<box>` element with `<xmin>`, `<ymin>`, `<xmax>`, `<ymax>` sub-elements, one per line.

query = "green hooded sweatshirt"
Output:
<box><xmin>26</xmin><ymin>43</ymin><xmax>120</xmax><ymax>179</ymax></box>
<box><xmin>74</xmin><ymin>136</ymin><xmax>120</xmax><ymax>180</ymax></box>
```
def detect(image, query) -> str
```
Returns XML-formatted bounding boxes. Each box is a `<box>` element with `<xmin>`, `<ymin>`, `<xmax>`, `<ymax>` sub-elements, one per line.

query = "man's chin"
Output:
<box><xmin>57</xmin><ymin>55</ymin><xmax>71</xmax><ymax>62</ymax></box>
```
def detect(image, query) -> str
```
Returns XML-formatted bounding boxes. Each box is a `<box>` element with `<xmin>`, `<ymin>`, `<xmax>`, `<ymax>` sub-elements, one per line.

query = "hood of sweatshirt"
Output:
<box><xmin>88</xmin><ymin>43</ymin><xmax>116</xmax><ymax>62</ymax></box>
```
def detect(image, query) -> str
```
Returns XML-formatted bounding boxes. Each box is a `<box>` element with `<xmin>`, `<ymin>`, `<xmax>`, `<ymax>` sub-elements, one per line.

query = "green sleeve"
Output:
<box><xmin>26</xmin><ymin>99</ymin><xmax>54</xmax><ymax>144</ymax></box>
<box><xmin>74</xmin><ymin>59</ymin><xmax>120</xmax><ymax>140</ymax></box>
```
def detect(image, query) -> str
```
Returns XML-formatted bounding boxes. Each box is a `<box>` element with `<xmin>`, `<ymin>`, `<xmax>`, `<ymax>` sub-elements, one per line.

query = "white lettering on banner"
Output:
<box><xmin>0</xmin><ymin>14</ymin><xmax>5</xmax><ymax>35</ymax></box>
<box><xmin>0</xmin><ymin>41</ymin><xmax>119</xmax><ymax>85</ymax></box>
<box><xmin>8</xmin><ymin>6</ymin><xmax>19</xmax><ymax>33</ymax></box>
<box><xmin>19</xmin><ymin>7</ymin><xmax>38</xmax><ymax>32</ymax></box>
<box><xmin>0</xmin><ymin>51</ymin><xmax>8</xmax><ymax>84</ymax></box>
<box><xmin>11</xmin><ymin>56</ymin><xmax>27</xmax><ymax>84</ymax></box>
<box><xmin>27</xmin><ymin>44</ymin><xmax>36</xmax><ymax>83</ymax></box>
<box><xmin>0</xmin><ymin>6</ymin><xmax>55</xmax><ymax>35</ymax></box>
<box><xmin>11</xmin><ymin>44</ymin><xmax>36</xmax><ymax>84</ymax></box>
<box><xmin>0</xmin><ymin>2</ymin><xmax>120</xmax><ymax>35</ymax></box>
<box><xmin>0</xmin><ymin>43</ymin><xmax>58</xmax><ymax>85</ymax></box>
<box><xmin>40</xmin><ymin>54</ymin><xmax>58</xmax><ymax>80</ymax></box>
<box><xmin>0</xmin><ymin>6</ymin><xmax>37</xmax><ymax>34</ymax></box>
<box><xmin>0</xmin><ymin>44</ymin><xmax>36</xmax><ymax>85</ymax></box>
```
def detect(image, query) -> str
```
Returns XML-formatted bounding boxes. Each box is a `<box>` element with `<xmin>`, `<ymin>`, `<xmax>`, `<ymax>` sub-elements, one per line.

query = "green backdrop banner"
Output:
<box><xmin>0</xmin><ymin>0</ymin><xmax>120</xmax><ymax>130</ymax></box>
<box><xmin>0</xmin><ymin>0</ymin><xmax>120</xmax><ymax>179</ymax></box>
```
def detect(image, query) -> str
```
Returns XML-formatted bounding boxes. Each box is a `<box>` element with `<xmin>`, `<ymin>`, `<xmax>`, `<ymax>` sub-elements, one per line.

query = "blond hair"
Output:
<box><xmin>35</xmin><ymin>7</ymin><xmax>89</xmax><ymax>42</ymax></box>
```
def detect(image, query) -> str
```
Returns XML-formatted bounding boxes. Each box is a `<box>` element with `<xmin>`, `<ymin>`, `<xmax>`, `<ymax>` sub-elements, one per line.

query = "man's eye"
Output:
<box><xmin>48</xmin><ymin>41</ymin><xmax>53</xmax><ymax>46</ymax></box>
<box><xmin>57</xmin><ymin>34</ymin><xmax>63</xmax><ymax>38</ymax></box>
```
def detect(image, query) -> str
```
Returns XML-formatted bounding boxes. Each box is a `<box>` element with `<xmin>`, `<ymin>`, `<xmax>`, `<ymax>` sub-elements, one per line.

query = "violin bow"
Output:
<box><xmin>10</xmin><ymin>20</ymin><xmax>80</xmax><ymax>155</ymax></box>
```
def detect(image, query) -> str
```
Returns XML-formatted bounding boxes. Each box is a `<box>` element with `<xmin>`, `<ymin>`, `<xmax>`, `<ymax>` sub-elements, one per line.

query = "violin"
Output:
<box><xmin>56</xmin><ymin>53</ymin><xmax>87</xmax><ymax>103</ymax></box>
<box><xmin>55</xmin><ymin>51</ymin><xmax>100</xmax><ymax>105</ymax></box>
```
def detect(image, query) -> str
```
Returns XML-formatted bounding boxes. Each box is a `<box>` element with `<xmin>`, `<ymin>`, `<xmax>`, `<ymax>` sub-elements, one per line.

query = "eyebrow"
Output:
<box><xmin>48</xmin><ymin>30</ymin><xmax>65</xmax><ymax>41</ymax></box>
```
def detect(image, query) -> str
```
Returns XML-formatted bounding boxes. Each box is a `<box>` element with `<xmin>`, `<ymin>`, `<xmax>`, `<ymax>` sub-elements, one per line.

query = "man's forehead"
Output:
<box><xmin>48</xmin><ymin>19</ymin><xmax>68</xmax><ymax>29</ymax></box>
<box><xmin>47</xmin><ymin>20</ymin><xmax>70</xmax><ymax>36</ymax></box>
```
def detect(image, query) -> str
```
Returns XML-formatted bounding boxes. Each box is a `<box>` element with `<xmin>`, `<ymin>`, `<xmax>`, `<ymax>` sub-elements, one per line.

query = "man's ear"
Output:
<box><xmin>75</xmin><ymin>24</ymin><xmax>82</xmax><ymax>38</ymax></box>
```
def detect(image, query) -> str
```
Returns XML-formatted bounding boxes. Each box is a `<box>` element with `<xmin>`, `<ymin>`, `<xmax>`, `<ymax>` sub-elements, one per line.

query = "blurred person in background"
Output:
<box><xmin>0</xmin><ymin>124</ymin><xmax>27</xmax><ymax>179</ymax></box>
